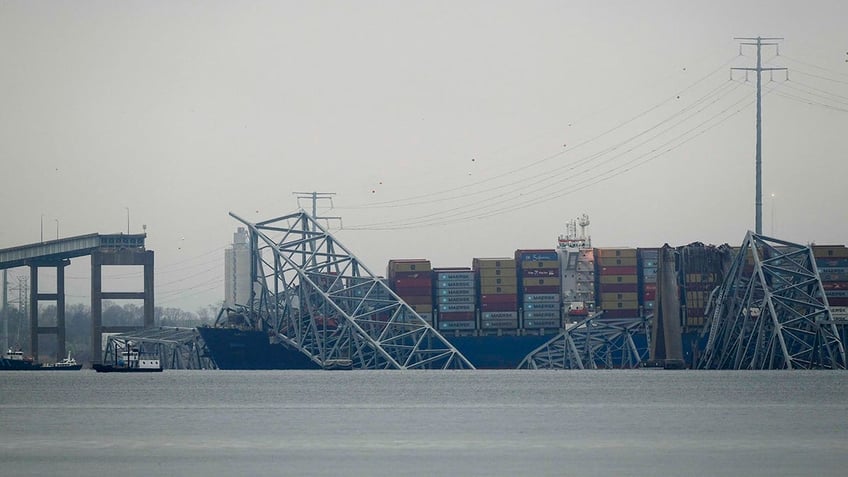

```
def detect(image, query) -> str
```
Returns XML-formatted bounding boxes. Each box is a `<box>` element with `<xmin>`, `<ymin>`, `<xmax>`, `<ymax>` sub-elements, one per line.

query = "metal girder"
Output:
<box><xmin>517</xmin><ymin>313</ymin><xmax>651</xmax><ymax>369</ymax></box>
<box><xmin>103</xmin><ymin>327</ymin><xmax>216</xmax><ymax>369</ymax></box>
<box><xmin>698</xmin><ymin>232</ymin><xmax>846</xmax><ymax>370</ymax></box>
<box><xmin>229</xmin><ymin>211</ymin><xmax>473</xmax><ymax>370</ymax></box>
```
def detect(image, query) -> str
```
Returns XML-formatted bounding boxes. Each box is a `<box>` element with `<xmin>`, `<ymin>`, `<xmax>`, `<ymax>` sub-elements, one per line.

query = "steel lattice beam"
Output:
<box><xmin>103</xmin><ymin>327</ymin><xmax>216</xmax><ymax>369</ymax></box>
<box><xmin>698</xmin><ymin>232</ymin><xmax>846</xmax><ymax>370</ymax></box>
<box><xmin>229</xmin><ymin>211</ymin><xmax>473</xmax><ymax>370</ymax></box>
<box><xmin>517</xmin><ymin>314</ymin><xmax>651</xmax><ymax>369</ymax></box>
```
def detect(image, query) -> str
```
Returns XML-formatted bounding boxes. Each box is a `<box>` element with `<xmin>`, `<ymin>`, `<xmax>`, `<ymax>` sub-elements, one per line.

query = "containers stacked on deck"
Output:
<box><xmin>638</xmin><ymin>248</ymin><xmax>659</xmax><ymax>314</ymax></box>
<box><xmin>679</xmin><ymin>244</ymin><xmax>723</xmax><ymax>329</ymax></box>
<box><xmin>516</xmin><ymin>249</ymin><xmax>562</xmax><ymax>330</ymax></box>
<box><xmin>473</xmin><ymin>258</ymin><xmax>519</xmax><ymax>330</ymax></box>
<box><xmin>595</xmin><ymin>248</ymin><xmax>639</xmax><ymax>319</ymax></box>
<box><xmin>387</xmin><ymin>259</ymin><xmax>433</xmax><ymax>325</ymax></box>
<box><xmin>813</xmin><ymin>245</ymin><xmax>848</xmax><ymax>320</ymax></box>
<box><xmin>433</xmin><ymin>267</ymin><xmax>477</xmax><ymax>331</ymax></box>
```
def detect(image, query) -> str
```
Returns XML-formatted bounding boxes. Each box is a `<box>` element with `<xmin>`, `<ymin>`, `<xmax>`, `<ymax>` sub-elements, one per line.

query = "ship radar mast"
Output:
<box><xmin>558</xmin><ymin>214</ymin><xmax>591</xmax><ymax>250</ymax></box>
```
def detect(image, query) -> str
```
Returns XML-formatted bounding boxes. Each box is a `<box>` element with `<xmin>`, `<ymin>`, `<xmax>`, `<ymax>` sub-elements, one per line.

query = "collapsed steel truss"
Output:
<box><xmin>103</xmin><ymin>327</ymin><xmax>215</xmax><ymax>369</ymax></box>
<box><xmin>517</xmin><ymin>314</ymin><xmax>651</xmax><ymax>369</ymax></box>
<box><xmin>698</xmin><ymin>232</ymin><xmax>846</xmax><ymax>370</ymax></box>
<box><xmin>229</xmin><ymin>211</ymin><xmax>473</xmax><ymax>370</ymax></box>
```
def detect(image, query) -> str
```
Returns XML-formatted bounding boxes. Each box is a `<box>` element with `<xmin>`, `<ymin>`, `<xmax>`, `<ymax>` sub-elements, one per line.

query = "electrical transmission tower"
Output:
<box><xmin>731</xmin><ymin>37</ymin><xmax>787</xmax><ymax>235</ymax></box>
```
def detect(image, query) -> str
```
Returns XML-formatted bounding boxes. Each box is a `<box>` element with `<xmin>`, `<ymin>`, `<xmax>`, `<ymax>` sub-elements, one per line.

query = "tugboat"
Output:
<box><xmin>93</xmin><ymin>347</ymin><xmax>162</xmax><ymax>373</ymax></box>
<box><xmin>41</xmin><ymin>352</ymin><xmax>83</xmax><ymax>371</ymax></box>
<box><xmin>1</xmin><ymin>347</ymin><xmax>43</xmax><ymax>371</ymax></box>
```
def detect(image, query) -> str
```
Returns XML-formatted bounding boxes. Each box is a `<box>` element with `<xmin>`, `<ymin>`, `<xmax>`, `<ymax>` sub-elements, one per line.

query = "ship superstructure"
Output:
<box><xmin>557</xmin><ymin>214</ymin><xmax>595</xmax><ymax>320</ymax></box>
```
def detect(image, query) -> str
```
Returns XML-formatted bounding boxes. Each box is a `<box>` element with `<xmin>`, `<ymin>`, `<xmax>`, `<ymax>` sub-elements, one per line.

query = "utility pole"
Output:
<box><xmin>732</xmin><ymin>36</ymin><xmax>787</xmax><ymax>235</ymax></box>
<box><xmin>292</xmin><ymin>192</ymin><xmax>341</xmax><ymax>271</ymax></box>
<box><xmin>2</xmin><ymin>270</ymin><xmax>7</xmax><ymax>351</ymax></box>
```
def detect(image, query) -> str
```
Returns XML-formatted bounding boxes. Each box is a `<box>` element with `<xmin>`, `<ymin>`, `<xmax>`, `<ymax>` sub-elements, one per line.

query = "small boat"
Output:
<box><xmin>41</xmin><ymin>352</ymin><xmax>83</xmax><ymax>371</ymax></box>
<box><xmin>93</xmin><ymin>347</ymin><xmax>162</xmax><ymax>373</ymax></box>
<box><xmin>0</xmin><ymin>347</ymin><xmax>43</xmax><ymax>371</ymax></box>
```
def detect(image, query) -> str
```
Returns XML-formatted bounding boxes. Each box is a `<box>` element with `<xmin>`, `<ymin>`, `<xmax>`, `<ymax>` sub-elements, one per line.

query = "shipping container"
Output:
<box><xmin>482</xmin><ymin>311</ymin><xmax>519</xmax><ymax>320</ymax></box>
<box><xmin>438</xmin><ymin>320</ymin><xmax>476</xmax><ymax>331</ymax></box>
<box><xmin>600</xmin><ymin>292</ymin><xmax>639</xmax><ymax>302</ymax></box>
<box><xmin>523</xmin><ymin>302</ymin><xmax>560</xmax><ymax>311</ymax></box>
<box><xmin>478</xmin><ymin>268</ymin><xmax>514</xmax><ymax>278</ymax></box>
<box><xmin>522</xmin><ymin>293</ymin><xmax>560</xmax><ymax>302</ymax></box>
<box><xmin>438</xmin><ymin>295</ymin><xmax>475</xmax><ymax>304</ymax></box>
<box><xmin>597</xmin><ymin>256</ymin><xmax>638</xmax><ymax>267</ymax></box>
<box><xmin>388</xmin><ymin>260</ymin><xmax>432</xmax><ymax>273</ymax></box>
<box><xmin>638</xmin><ymin>248</ymin><xmax>659</xmax><ymax>260</ymax></box>
<box><xmin>479</xmin><ymin>276</ymin><xmax>518</xmax><ymax>287</ymax></box>
<box><xmin>521</xmin><ymin>277</ymin><xmax>561</xmax><ymax>287</ymax></box>
<box><xmin>438</xmin><ymin>303</ymin><xmax>475</xmax><ymax>313</ymax></box>
<box><xmin>601</xmin><ymin>309</ymin><xmax>640</xmax><ymax>318</ymax></box>
<box><xmin>480</xmin><ymin>285</ymin><xmax>518</xmax><ymax>294</ymax></box>
<box><xmin>822</xmin><ymin>282</ymin><xmax>848</xmax><ymax>290</ymax></box>
<box><xmin>826</xmin><ymin>290</ymin><xmax>848</xmax><ymax>298</ymax></box>
<box><xmin>436</xmin><ymin>287</ymin><xmax>475</xmax><ymax>296</ymax></box>
<box><xmin>522</xmin><ymin>268</ymin><xmax>560</xmax><ymax>278</ymax></box>
<box><xmin>389</xmin><ymin>271</ymin><xmax>431</xmax><ymax>280</ymax></box>
<box><xmin>595</xmin><ymin>248</ymin><xmax>638</xmax><ymax>259</ymax></box>
<box><xmin>437</xmin><ymin>312</ymin><xmax>475</xmax><ymax>321</ymax></box>
<box><xmin>400</xmin><ymin>295</ymin><xmax>433</xmax><ymax>305</ymax></box>
<box><xmin>435</xmin><ymin>271</ymin><xmax>475</xmax><ymax>281</ymax></box>
<box><xmin>480</xmin><ymin>302</ymin><xmax>518</xmax><ymax>312</ymax></box>
<box><xmin>519</xmin><ymin>260</ymin><xmax>560</xmax><ymax>270</ymax></box>
<box><xmin>829</xmin><ymin>297</ymin><xmax>848</xmax><ymax>306</ymax></box>
<box><xmin>392</xmin><ymin>277</ymin><xmax>431</xmax><ymax>289</ymax></box>
<box><xmin>409</xmin><ymin>304</ymin><xmax>433</xmax><ymax>313</ymax></box>
<box><xmin>473</xmin><ymin>258</ymin><xmax>517</xmax><ymax>269</ymax></box>
<box><xmin>599</xmin><ymin>275</ymin><xmax>638</xmax><ymax>284</ymax></box>
<box><xmin>640</xmin><ymin>260</ymin><xmax>658</xmax><ymax>269</ymax></box>
<box><xmin>481</xmin><ymin>319</ymin><xmax>519</xmax><ymax>329</ymax></box>
<box><xmin>830</xmin><ymin>306</ymin><xmax>848</xmax><ymax>318</ymax></box>
<box><xmin>515</xmin><ymin>249</ymin><xmax>559</xmax><ymax>262</ymax></box>
<box><xmin>598</xmin><ymin>283</ymin><xmax>639</xmax><ymax>293</ymax></box>
<box><xmin>480</xmin><ymin>293</ymin><xmax>519</xmax><ymax>302</ymax></box>
<box><xmin>600</xmin><ymin>300</ymin><xmax>639</xmax><ymax>309</ymax></box>
<box><xmin>597</xmin><ymin>266</ymin><xmax>638</xmax><ymax>275</ymax></box>
<box><xmin>394</xmin><ymin>286</ymin><xmax>433</xmax><ymax>296</ymax></box>
<box><xmin>435</xmin><ymin>279</ymin><xmax>476</xmax><ymax>289</ymax></box>
<box><xmin>812</xmin><ymin>246</ymin><xmax>848</xmax><ymax>258</ymax></box>
<box><xmin>522</xmin><ymin>285</ymin><xmax>561</xmax><ymax>294</ymax></box>
<box><xmin>815</xmin><ymin>258</ymin><xmax>848</xmax><ymax>268</ymax></box>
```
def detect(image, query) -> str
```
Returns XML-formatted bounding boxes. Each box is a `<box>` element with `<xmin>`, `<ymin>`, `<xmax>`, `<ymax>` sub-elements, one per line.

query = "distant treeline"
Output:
<box><xmin>1</xmin><ymin>302</ymin><xmax>219</xmax><ymax>362</ymax></box>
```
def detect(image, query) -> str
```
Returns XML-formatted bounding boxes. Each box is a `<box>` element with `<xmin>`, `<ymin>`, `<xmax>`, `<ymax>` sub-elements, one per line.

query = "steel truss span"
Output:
<box><xmin>104</xmin><ymin>327</ymin><xmax>216</xmax><ymax>369</ymax></box>
<box><xmin>517</xmin><ymin>314</ymin><xmax>651</xmax><ymax>369</ymax></box>
<box><xmin>698</xmin><ymin>232</ymin><xmax>846</xmax><ymax>370</ymax></box>
<box><xmin>229</xmin><ymin>211</ymin><xmax>474</xmax><ymax>370</ymax></box>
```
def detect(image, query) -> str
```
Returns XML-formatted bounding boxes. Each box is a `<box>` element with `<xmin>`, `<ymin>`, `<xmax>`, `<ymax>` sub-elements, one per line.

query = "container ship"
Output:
<box><xmin>198</xmin><ymin>217</ymin><xmax>847</xmax><ymax>369</ymax></box>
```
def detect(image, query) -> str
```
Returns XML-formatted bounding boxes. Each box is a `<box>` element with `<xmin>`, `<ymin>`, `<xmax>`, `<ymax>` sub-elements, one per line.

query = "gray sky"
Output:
<box><xmin>2</xmin><ymin>1</ymin><xmax>847</xmax><ymax>311</ymax></box>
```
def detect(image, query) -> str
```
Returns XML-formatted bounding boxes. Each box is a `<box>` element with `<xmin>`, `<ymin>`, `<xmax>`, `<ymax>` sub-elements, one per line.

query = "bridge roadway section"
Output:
<box><xmin>0</xmin><ymin>234</ymin><xmax>153</xmax><ymax>363</ymax></box>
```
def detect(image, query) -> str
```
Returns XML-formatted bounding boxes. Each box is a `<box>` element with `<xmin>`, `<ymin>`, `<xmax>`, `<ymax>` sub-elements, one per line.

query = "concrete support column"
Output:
<box><xmin>56</xmin><ymin>263</ymin><xmax>66</xmax><ymax>360</ymax></box>
<box><xmin>29</xmin><ymin>265</ymin><xmax>38</xmax><ymax>360</ymax></box>
<box><xmin>143</xmin><ymin>251</ymin><xmax>154</xmax><ymax>328</ymax></box>
<box><xmin>91</xmin><ymin>252</ymin><xmax>103</xmax><ymax>365</ymax></box>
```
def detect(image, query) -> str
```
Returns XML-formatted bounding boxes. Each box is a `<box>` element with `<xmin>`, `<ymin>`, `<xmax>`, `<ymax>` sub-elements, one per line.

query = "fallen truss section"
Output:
<box><xmin>698</xmin><ymin>232</ymin><xmax>846</xmax><ymax>370</ymax></box>
<box><xmin>229</xmin><ymin>211</ymin><xmax>473</xmax><ymax>370</ymax></box>
<box><xmin>103</xmin><ymin>327</ymin><xmax>216</xmax><ymax>370</ymax></box>
<box><xmin>517</xmin><ymin>314</ymin><xmax>651</xmax><ymax>369</ymax></box>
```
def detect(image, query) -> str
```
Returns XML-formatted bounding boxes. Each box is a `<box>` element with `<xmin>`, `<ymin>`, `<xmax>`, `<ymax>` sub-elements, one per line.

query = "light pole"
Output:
<box><xmin>54</xmin><ymin>219</ymin><xmax>59</xmax><ymax>240</ymax></box>
<box><xmin>770</xmin><ymin>193</ymin><xmax>776</xmax><ymax>236</ymax></box>
<box><xmin>40</xmin><ymin>214</ymin><xmax>44</xmax><ymax>242</ymax></box>
<box><xmin>124</xmin><ymin>207</ymin><xmax>130</xmax><ymax>234</ymax></box>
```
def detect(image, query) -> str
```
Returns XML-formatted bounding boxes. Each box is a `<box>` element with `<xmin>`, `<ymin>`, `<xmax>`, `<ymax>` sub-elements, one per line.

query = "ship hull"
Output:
<box><xmin>92</xmin><ymin>364</ymin><xmax>162</xmax><ymax>373</ymax></box>
<box><xmin>197</xmin><ymin>327</ymin><xmax>321</xmax><ymax>370</ymax></box>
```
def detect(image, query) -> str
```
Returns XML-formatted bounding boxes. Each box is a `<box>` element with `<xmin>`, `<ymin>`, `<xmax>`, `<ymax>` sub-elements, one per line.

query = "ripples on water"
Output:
<box><xmin>1</xmin><ymin>370</ymin><xmax>847</xmax><ymax>476</ymax></box>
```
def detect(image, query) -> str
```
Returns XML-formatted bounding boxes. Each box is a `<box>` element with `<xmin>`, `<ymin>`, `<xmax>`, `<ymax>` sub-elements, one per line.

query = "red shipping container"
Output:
<box><xmin>438</xmin><ymin>312</ymin><xmax>475</xmax><ymax>321</ymax></box>
<box><xmin>643</xmin><ymin>283</ymin><xmax>657</xmax><ymax>292</ymax></box>
<box><xmin>598</xmin><ymin>283</ymin><xmax>638</xmax><ymax>293</ymax></box>
<box><xmin>393</xmin><ymin>286</ymin><xmax>432</xmax><ymax>296</ymax></box>
<box><xmin>480</xmin><ymin>302</ymin><xmax>518</xmax><ymax>312</ymax></box>
<box><xmin>823</xmin><ymin>282</ymin><xmax>848</xmax><ymax>290</ymax></box>
<box><xmin>522</xmin><ymin>285</ymin><xmax>560</xmax><ymax>294</ymax></box>
<box><xmin>598</xmin><ymin>266</ymin><xmax>637</xmax><ymax>275</ymax></box>
<box><xmin>643</xmin><ymin>291</ymin><xmax>656</xmax><ymax>301</ymax></box>
<box><xmin>479</xmin><ymin>294</ymin><xmax>519</xmax><ymax>303</ymax></box>
<box><xmin>828</xmin><ymin>297</ymin><xmax>848</xmax><ymax>306</ymax></box>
